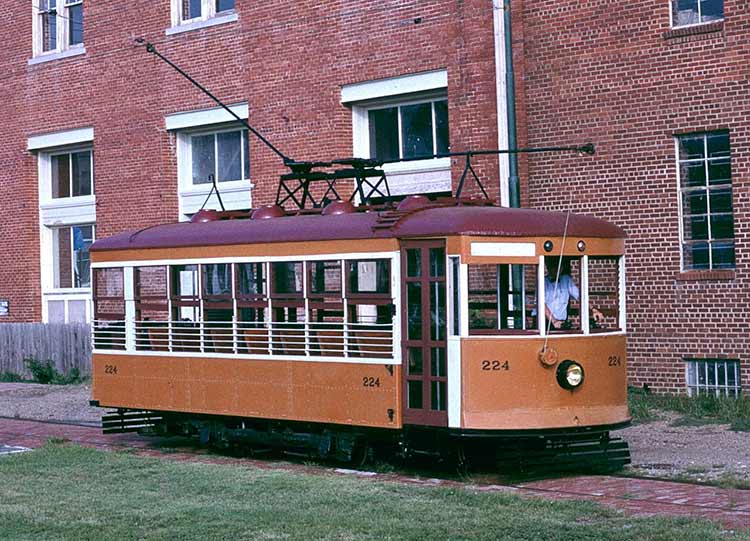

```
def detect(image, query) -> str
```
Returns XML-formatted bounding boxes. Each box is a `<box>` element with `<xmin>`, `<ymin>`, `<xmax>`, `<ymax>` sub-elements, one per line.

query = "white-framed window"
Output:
<box><xmin>367</xmin><ymin>98</ymin><xmax>449</xmax><ymax>163</ymax></box>
<box><xmin>169</xmin><ymin>0</ymin><xmax>237</xmax><ymax>33</ymax></box>
<box><xmin>686</xmin><ymin>358</ymin><xmax>741</xmax><ymax>397</ymax></box>
<box><xmin>343</xmin><ymin>70</ymin><xmax>451</xmax><ymax>197</ymax></box>
<box><xmin>29</xmin><ymin>128</ymin><xmax>96</xmax><ymax>323</ymax></box>
<box><xmin>32</xmin><ymin>0</ymin><xmax>84</xmax><ymax>58</ymax></box>
<box><xmin>166</xmin><ymin>103</ymin><xmax>253</xmax><ymax>219</ymax></box>
<box><xmin>671</xmin><ymin>0</ymin><xmax>723</xmax><ymax>27</ymax></box>
<box><xmin>52</xmin><ymin>224</ymin><xmax>95</xmax><ymax>289</ymax></box>
<box><xmin>676</xmin><ymin>131</ymin><xmax>734</xmax><ymax>271</ymax></box>
<box><xmin>188</xmin><ymin>128</ymin><xmax>250</xmax><ymax>186</ymax></box>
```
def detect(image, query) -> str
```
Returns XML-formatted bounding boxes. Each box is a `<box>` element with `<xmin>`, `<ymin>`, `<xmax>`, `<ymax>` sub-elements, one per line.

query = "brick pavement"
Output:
<box><xmin>0</xmin><ymin>417</ymin><xmax>748</xmax><ymax>529</ymax></box>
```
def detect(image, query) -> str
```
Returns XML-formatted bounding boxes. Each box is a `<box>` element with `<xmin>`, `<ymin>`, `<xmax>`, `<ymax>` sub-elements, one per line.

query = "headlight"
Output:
<box><xmin>557</xmin><ymin>360</ymin><xmax>585</xmax><ymax>390</ymax></box>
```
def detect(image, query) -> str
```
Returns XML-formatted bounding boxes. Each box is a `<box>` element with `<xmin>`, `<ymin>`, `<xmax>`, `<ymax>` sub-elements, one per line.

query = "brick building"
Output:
<box><xmin>0</xmin><ymin>1</ymin><xmax>746</xmax><ymax>396</ymax></box>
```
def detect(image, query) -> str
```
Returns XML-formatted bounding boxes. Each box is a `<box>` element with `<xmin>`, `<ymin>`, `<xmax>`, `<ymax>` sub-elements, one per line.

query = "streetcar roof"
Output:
<box><xmin>90</xmin><ymin>204</ymin><xmax>624</xmax><ymax>253</ymax></box>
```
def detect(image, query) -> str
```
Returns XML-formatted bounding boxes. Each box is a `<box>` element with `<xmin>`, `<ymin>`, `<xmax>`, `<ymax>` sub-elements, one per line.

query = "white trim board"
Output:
<box><xmin>341</xmin><ymin>70</ymin><xmax>448</xmax><ymax>104</ymax></box>
<box><xmin>28</xmin><ymin>127</ymin><xmax>94</xmax><ymax>151</ymax></box>
<box><xmin>165</xmin><ymin>103</ymin><xmax>249</xmax><ymax>131</ymax></box>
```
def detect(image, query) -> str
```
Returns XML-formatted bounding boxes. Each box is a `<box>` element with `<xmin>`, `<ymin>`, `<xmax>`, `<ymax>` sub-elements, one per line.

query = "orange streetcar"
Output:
<box><xmin>90</xmin><ymin>196</ymin><xmax>630</xmax><ymax>469</ymax></box>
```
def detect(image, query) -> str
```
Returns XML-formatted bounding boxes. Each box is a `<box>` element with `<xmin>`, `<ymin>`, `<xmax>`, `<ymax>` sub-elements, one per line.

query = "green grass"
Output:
<box><xmin>0</xmin><ymin>444</ymin><xmax>746</xmax><ymax>540</ymax></box>
<box><xmin>628</xmin><ymin>387</ymin><xmax>750</xmax><ymax>430</ymax></box>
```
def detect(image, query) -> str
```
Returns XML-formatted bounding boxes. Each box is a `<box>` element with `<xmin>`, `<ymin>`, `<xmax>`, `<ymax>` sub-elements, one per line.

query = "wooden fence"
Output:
<box><xmin>0</xmin><ymin>323</ymin><xmax>91</xmax><ymax>377</ymax></box>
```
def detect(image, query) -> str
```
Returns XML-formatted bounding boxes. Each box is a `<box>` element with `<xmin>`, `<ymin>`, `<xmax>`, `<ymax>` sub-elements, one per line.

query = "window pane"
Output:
<box><xmin>682</xmin><ymin>190</ymin><xmax>707</xmax><ymax>216</ymax></box>
<box><xmin>683</xmin><ymin>214</ymin><xmax>708</xmax><ymax>241</ymax></box>
<box><xmin>434</xmin><ymin>100</ymin><xmax>449</xmax><ymax>155</ymax></box>
<box><xmin>401</xmin><ymin>103</ymin><xmax>434</xmax><ymax>159</ymax></box>
<box><xmin>72</xmin><ymin>225</ymin><xmax>93</xmax><ymax>288</ymax></box>
<box><xmin>48</xmin><ymin>300</ymin><xmax>65</xmax><ymax>323</ymax></box>
<box><xmin>408</xmin><ymin>380</ymin><xmax>423</xmax><ymax>409</ymax></box>
<box><xmin>172</xmin><ymin>265</ymin><xmax>198</xmax><ymax>298</ymax></box>
<box><xmin>407</xmin><ymin>249</ymin><xmax>421</xmax><ymax>277</ymax></box>
<box><xmin>707</xmin><ymin>159</ymin><xmax>731</xmax><ymax>185</ymax></box>
<box><xmin>430</xmin><ymin>247</ymin><xmax>445</xmax><ymax>278</ymax></box>
<box><xmin>243</xmin><ymin>132</ymin><xmax>250</xmax><ymax>180</ymax></box>
<box><xmin>709</xmin><ymin>187</ymin><xmax>732</xmax><ymax>213</ymax></box>
<box><xmin>203</xmin><ymin>264</ymin><xmax>231</xmax><ymax>296</ymax></box>
<box><xmin>408</xmin><ymin>348</ymin><xmax>423</xmax><ymax>376</ymax></box>
<box><xmin>673</xmin><ymin>0</ymin><xmax>699</xmax><ymax>26</ymax></box>
<box><xmin>182</xmin><ymin>0</ymin><xmax>202</xmax><ymax>19</ymax></box>
<box><xmin>310</xmin><ymin>261</ymin><xmax>341</xmax><ymax>295</ymax></box>
<box><xmin>237</xmin><ymin>263</ymin><xmax>264</xmax><ymax>296</ymax></box>
<box><xmin>43</xmin><ymin>11</ymin><xmax>57</xmax><ymax>52</ymax></box>
<box><xmin>707</xmin><ymin>132</ymin><xmax>730</xmax><ymax>158</ymax></box>
<box><xmin>216</xmin><ymin>0</ymin><xmax>235</xmax><ymax>12</ymax></box>
<box><xmin>68</xmin><ymin>300</ymin><xmax>87</xmax><ymax>323</ymax></box>
<box><xmin>711</xmin><ymin>241</ymin><xmax>735</xmax><ymax>269</ymax></box>
<box><xmin>701</xmin><ymin>0</ymin><xmax>724</xmax><ymax>21</ymax></box>
<box><xmin>348</xmin><ymin>260</ymin><xmax>390</xmax><ymax>295</ymax></box>
<box><xmin>678</xmin><ymin>134</ymin><xmax>705</xmax><ymax>160</ymax></box>
<box><xmin>680</xmin><ymin>162</ymin><xmax>706</xmax><ymax>188</ymax></box>
<box><xmin>431</xmin><ymin>381</ymin><xmax>446</xmax><ymax>411</ymax></box>
<box><xmin>272</xmin><ymin>262</ymin><xmax>302</xmax><ymax>295</ymax></box>
<box><xmin>54</xmin><ymin>227</ymin><xmax>73</xmax><ymax>288</ymax></box>
<box><xmin>431</xmin><ymin>347</ymin><xmax>446</xmax><ymax>378</ymax></box>
<box><xmin>51</xmin><ymin>155</ymin><xmax>70</xmax><ymax>198</ymax></box>
<box><xmin>430</xmin><ymin>282</ymin><xmax>446</xmax><ymax>341</ymax></box>
<box><xmin>368</xmin><ymin>108</ymin><xmax>399</xmax><ymax>162</ymax></box>
<box><xmin>71</xmin><ymin>151</ymin><xmax>92</xmax><ymax>196</ymax></box>
<box><xmin>68</xmin><ymin>3</ymin><xmax>83</xmax><ymax>45</ymax></box>
<box><xmin>710</xmin><ymin>214</ymin><xmax>734</xmax><ymax>240</ymax></box>
<box><xmin>191</xmin><ymin>134</ymin><xmax>215</xmax><ymax>184</ymax></box>
<box><xmin>683</xmin><ymin>242</ymin><xmax>709</xmax><ymax>270</ymax></box>
<box><xmin>217</xmin><ymin>131</ymin><xmax>242</xmax><ymax>182</ymax></box>
<box><xmin>407</xmin><ymin>283</ymin><xmax>422</xmax><ymax>340</ymax></box>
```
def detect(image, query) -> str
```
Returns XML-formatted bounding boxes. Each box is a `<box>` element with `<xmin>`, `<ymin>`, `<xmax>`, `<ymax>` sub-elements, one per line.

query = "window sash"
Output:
<box><xmin>686</xmin><ymin>359</ymin><xmax>740</xmax><ymax>397</ymax></box>
<box><xmin>367</xmin><ymin>98</ymin><xmax>448</xmax><ymax>162</ymax></box>
<box><xmin>36</xmin><ymin>0</ymin><xmax>84</xmax><ymax>53</ymax></box>
<box><xmin>50</xmin><ymin>150</ymin><xmax>93</xmax><ymax>199</ymax></box>
<box><xmin>190</xmin><ymin>128</ymin><xmax>249</xmax><ymax>185</ymax></box>
<box><xmin>672</xmin><ymin>0</ymin><xmax>724</xmax><ymax>27</ymax></box>
<box><xmin>677</xmin><ymin>132</ymin><xmax>733</xmax><ymax>270</ymax></box>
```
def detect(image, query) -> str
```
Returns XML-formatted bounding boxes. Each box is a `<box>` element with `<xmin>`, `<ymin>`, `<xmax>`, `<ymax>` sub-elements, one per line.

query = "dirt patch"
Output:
<box><xmin>0</xmin><ymin>383</ymin><xmax>100</xmax><ymax>424</ymax></box>
<box><xmin>620</xmin><ymin>412</ymin><xmax>750</xmax><ymax>485</ymax></box>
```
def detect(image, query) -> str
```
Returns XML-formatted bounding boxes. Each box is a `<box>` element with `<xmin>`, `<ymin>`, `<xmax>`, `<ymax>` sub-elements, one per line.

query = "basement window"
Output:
<box><xmin>686</xmin><ymin>358</ymin><xmax>741</xmax><ymax>397</ymax></box>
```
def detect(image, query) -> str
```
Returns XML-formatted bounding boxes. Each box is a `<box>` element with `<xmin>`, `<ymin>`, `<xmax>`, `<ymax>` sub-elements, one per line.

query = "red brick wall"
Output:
<box><xmin>0</xmin><ymin>1</ymin><xmax>501</xmax><ymax>322</ymax></box>
<box><xmin>512</xmin><ymin>0</ymin><xmax>750</xmax><ymax>393</ymax></box>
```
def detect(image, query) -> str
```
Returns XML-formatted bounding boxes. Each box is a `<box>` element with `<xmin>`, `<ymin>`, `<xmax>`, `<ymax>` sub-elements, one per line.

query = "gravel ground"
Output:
<box><xmin>0</xmin><ymin>383</ymin><xmax>101</xmax><ymax>424</ymax></box>
<box><xmin>620</xmin><ymin>414</ymin><xmax>750</xmax><ymax>485</ymax></box>
<box><xmin>1</xmin><ymin>382</ymin><xmax>749</xmax><ymax>484</ymax></box>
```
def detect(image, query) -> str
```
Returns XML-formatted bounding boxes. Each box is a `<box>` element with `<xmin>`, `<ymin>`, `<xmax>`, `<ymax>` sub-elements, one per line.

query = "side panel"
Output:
<box><xmin>92</xmin><ymin>354</ymin><xmax>402</xmax><ymax>429</ymax></box>
<box><xmin>461</xmin><ymin>335</ymin><xmax>629</xmax><ymax>430</ymax></box>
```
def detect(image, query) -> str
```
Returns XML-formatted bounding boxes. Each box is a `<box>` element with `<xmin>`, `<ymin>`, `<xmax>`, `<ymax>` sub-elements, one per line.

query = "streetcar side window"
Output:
<box><xmin>347</xmin><ymin>259</ymin><xmax>393</xmax><ymax>358</ymax></box>
<box><xmin>588</xmin><ymin>256</ymin><xmax>622</xmax><ymax>332</ymax></box>
<box><xmin>92</xmin><ymin>268</ymin><xmax>125</xmax><ymax>350</ymax></box>
<box><xmin>467</xmin><ymin>264</ymin><xmax>538</xmax><ymax>335</ymax></box>
<box><xmin>270</xmin><ymin>261</ymin><xmax>305</xmax><ymax>355</ymax></box>
<box><xmin>307</xmin><ymin>260</ymin><xmax>344</xmax><ymax>357</ymax></box>
<box><xmin>134</xmin><ymin>266</ymin><xmax>169</xmax><ymax>351</ymax></box>
<box><xmin>236</xmin><ymin>262</ymin><xmax>268</xmax><ymax>354</ymax></box>
<box><xmin>202</xmin><ymin>263</ymin><xmax>233</xmax><ymax>353</ymax></box>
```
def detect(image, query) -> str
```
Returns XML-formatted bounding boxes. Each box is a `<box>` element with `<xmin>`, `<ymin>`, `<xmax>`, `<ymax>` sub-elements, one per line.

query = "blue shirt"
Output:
<box><xmin>545</xmin><ymin>275</ymin><xmax>579</xmax><ymax>321</ymax></box>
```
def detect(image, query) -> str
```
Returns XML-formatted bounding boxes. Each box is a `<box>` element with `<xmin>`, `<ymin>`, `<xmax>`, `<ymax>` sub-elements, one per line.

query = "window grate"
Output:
<box><xmin>685</xmin><ymin>358</ymin><xmax>741</xmax><ymax>397</ymax></box>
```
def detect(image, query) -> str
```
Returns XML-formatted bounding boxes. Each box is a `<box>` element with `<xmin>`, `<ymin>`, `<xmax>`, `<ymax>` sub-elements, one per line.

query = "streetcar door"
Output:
<box><xmin>401</xmin><ymin>240</ymin><xmax>448</xmax><ymax>427</ymax></box>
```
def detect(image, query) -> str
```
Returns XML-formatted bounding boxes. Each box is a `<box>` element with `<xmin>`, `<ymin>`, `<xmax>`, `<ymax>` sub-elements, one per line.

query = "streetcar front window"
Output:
<box><xmin>467</xmin><ymin>264</ymin><xmax>538</xmax><ymax>334</ymax></box>
<box><xmin>588</xmin><ymin>256</ymin><xmax>623</xmax><ymax>332</ymax></box>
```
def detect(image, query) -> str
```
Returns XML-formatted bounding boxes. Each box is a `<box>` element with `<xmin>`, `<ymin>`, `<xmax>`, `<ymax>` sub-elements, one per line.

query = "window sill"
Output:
<box><xmin>675</xmin><ymin>269</ymin><xmax>735</xmax><ymax>281</ymax></box>
<box><xmin>28</xmin><ymin>46</ymin><xmax>86</xmax><ymax>66</ymax></box>
<box><xmin>382</xmin><ymin>157</ymin><xmax>451</xmax><ymax>175</ymax></box>
<box><xmin>166</xmin><ymin>12</ymin><xmax>239</xmax><ymax>36</ymax></box>
<box><xmin>663</xmin><ymin>20</ymin><xmax>723</xmax><ymax>40</ymax></box>
<box><xmin>179</xmin><ymin>180</ymin><xmax>253</xmax><ymax>197</ymax></box>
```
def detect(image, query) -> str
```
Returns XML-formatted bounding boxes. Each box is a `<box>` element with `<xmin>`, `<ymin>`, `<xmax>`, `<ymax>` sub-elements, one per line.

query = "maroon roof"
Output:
<box><xmin>90</xmin><ymin>206</ymin><xmax>624</xmax><ymax>252</ymax></box>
